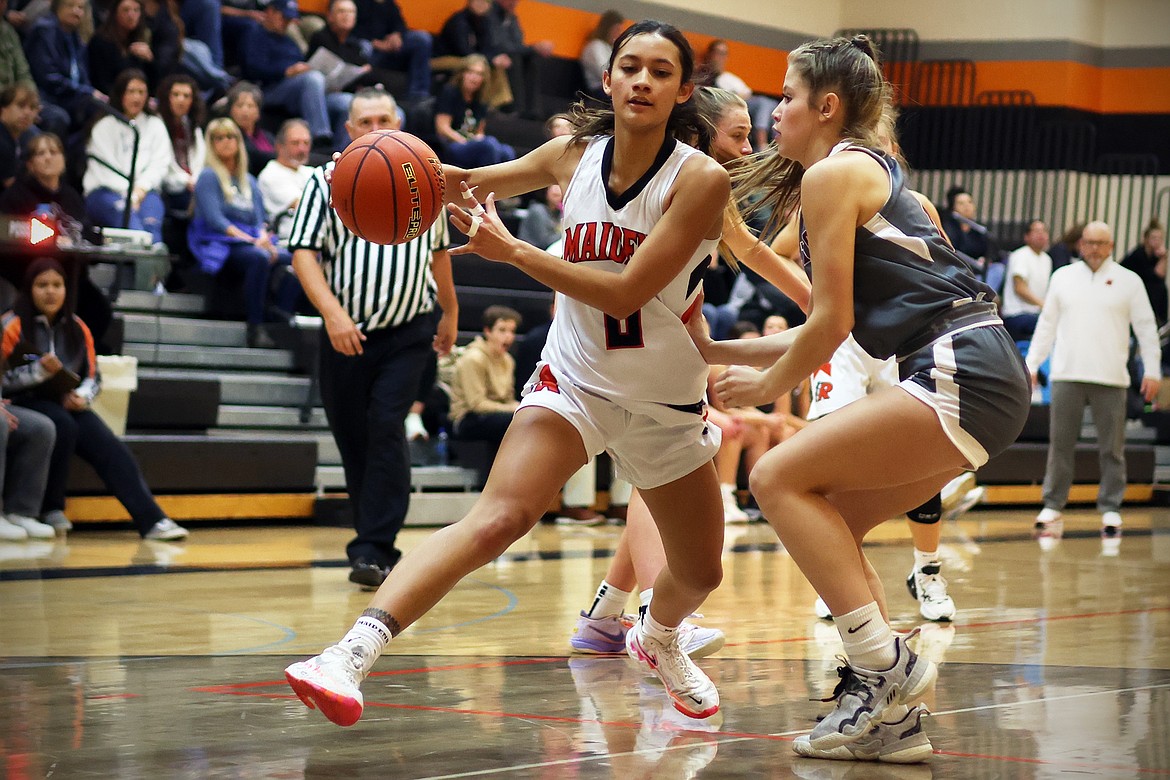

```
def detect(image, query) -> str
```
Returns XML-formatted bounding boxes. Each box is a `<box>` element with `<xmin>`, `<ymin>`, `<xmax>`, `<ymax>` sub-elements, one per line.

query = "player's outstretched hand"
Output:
<box><xmin>447</xmin><ymin>183</ymin><xmax>516</xmax><ymax>263</ymax></box>
<box><xmin>715</xmin><ymin>364</ymin><xmax>774</xmax><ymax>409</ymax></box>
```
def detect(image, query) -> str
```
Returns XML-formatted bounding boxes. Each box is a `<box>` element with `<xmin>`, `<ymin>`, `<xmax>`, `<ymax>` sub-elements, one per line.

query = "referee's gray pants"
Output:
<box><xmin>1042</xmin><ymin>380</ymin><xmax>1127</xmax><ymax>513</ymax></box>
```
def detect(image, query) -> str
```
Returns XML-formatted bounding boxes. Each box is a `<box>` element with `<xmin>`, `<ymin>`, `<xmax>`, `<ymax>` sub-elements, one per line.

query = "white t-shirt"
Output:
<box><xmin>1000</xmin><ymin>245</ymin><xmax>1052</xmax><ymax>317</ymax></box>
<box><xmin>258</xmin><ymin>160</ymin><xmax>314</xmax><ymax>239</ymax></box>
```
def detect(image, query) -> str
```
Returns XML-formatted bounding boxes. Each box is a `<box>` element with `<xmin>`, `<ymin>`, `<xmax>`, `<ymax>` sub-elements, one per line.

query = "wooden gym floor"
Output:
<box><xmin>1</xmin><ymin>504</ymin><xmax>1168</xmax><ymax>778</ymax></box>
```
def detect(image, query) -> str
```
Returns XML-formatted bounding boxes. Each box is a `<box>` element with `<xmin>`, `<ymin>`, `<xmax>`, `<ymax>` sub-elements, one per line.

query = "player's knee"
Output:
<box><xmin>469</xmin><ymin>503</ymin><xmax>536</xmax><ymax>553</ymax></box>
<box><xmin>689</xmin><ymin>561</ymin><xmax>723</xmax><ymax>595</ymax></box>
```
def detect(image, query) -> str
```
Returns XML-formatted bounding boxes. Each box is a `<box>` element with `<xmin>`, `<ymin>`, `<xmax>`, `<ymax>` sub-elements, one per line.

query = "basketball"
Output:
<box><xmin>331</xmin><ymin>130</ymin><xmax>446</xmax><ymax>245</ymax></box>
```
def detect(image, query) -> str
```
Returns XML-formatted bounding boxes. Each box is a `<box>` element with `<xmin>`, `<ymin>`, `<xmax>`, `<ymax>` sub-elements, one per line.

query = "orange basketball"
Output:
<box><xmin>331</xmin><ymin>130</ymin><xmax>446</xmax><ymax>245</ymax></box>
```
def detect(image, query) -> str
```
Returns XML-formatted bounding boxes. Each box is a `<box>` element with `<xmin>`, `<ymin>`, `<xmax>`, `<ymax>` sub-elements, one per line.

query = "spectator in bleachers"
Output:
<box><xmin>82</xmin><ymin>68</ymin><xmax>170</xmax><ymax>244</ymax></box>
<box><xmin>87</xmin><ymin>0</ymin><xmax>157</xmax><ymax>95</ymax></box>
<box><xmin>432</xmin><ymin>0</ymin><xmax>510</xmax><ymax>110</ymax></box>
<box><xmin>1121</xmin><ymin>218</ymin><xmax>1168</xmax><ymax>325</ymax></box>
<box><xmin>179</xmin><ymin>0</ymin><xmax>225</xmax><ymax>69</ymax></box>
<box><xmin>517</xmin><ymin>183</ymin><xmax>560</xmax><ymax>251</ymax></box>
<box><xmin>1001</xmin><ymin>219</ymin><xmax>1052</xmax><ymax>342</ymax></box>
<box><xmin>141</xmin><ymin>0</ymin><xmax>230</xmax><ymax>98</ymax></box>
<box><xmin>433</xmin><ymin>54</ymin><xmax>514</xmax><ymax>168</ymax></box>
<box><xmin>578</xmin><ymin>10</ymin><xmax>621</xmax><ymax>102</ymax></box>
<box><xmin>1</xmin><ymin>131</ymin><xmax>117</xmax><ymax>349</ymax></box>
<box><xmin>487</xmin><ymin>0</ymin><xmax>552</xmax><ymax>118</ymax></box>
<box><xmin>0</xmin><ymin>390</ymin><xmax>57</xmax><ymax>540</ymax></box>
<box><xmin>1048</xmin><ymin>221</ymin><xmax>1083</xmax><ymax>272</ymax></box>
<box><xmin>218</xmin><ymin>0</ymin><xmax>262</xmax><ymax>71</ymax></box>
<box><xmin>0</xmin><ymin>0</ymin><xmax>33</xmax><ymax>92</ymax></box>
<box><xmin>1027</xmin><ymin>221</ymin><xmax>1161</xmax><ymax>540</ymax></box>
<box><xmin>307</xmin><ymin>0</ymin><xmax>395</xmax><ymax>94</ymax></box>
<box><xmin>449</xmin><ymin>305</ymin><xmax>520</xmax><ymax>460</ymax></box>
<box><xmin>158</xmin><ymin>72</ymin><xmax>206</xmax><ymax>212</ymax></box>
<box><xmin>940</xmin><ymin>185</ymin><xmax>991</xmax><ymax>268</ymax></box>
<box><xmin>225</xmin><ymin>80</ymin><xmax>274</xmax><ymax>175</ymax></box>
<box><xmin>351</xmin><ymin>0</ymin><xmax>431</xmax><ymax>101</ymax></box>
<box><xmin>256</xmin><ymin>116</ymin><xmax>311</xmax><ymax>241</ymax></box>
<box><xmin>0</xmin><ymin>132</ymin><xmax>86</xmax><ymax>228</ymax></box>
<box><xmin>1</xmin><ymin>256</ymin><xmax>191</xmax><ymax>541</ymax></box>
<box><xmin>696</xmin><ymin>39</ymin><xmax>777</xmax><ymax>151</ymax></box>
<box><xmin>239</xmin><ymin>0</ymin><xmax>351</xmax><ymax>152</ymax></box>
<box><xmin>25</xmin><ymin>0</ymin><xmax>104</xmax><ymax>133</ymax></box>
<box><xmin>0</xmin><ymin>82</ymin><xmax>38</xmax><ymax>191</ymax></box>
<box><xmin>188</xmin><ymin>116</ymin><xmax>293</xmax><ymax>347</ymax></box>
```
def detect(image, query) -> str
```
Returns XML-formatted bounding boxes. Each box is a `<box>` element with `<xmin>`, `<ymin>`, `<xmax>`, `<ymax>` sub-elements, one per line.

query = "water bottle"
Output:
<box><xmin>435</xmin><ymin>427</ymin><xmax>449</xmax><ymax>466</ymax></box>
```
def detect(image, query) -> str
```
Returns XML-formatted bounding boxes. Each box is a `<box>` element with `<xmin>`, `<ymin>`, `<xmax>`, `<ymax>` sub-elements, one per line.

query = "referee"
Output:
<box><xmin>289</xmin><ymin>87</ymin><xmax>459</xmax><ymax>588</ymax></box>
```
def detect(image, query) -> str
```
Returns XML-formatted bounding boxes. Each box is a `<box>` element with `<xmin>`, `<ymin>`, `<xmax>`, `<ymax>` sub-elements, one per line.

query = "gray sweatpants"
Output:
<box><xmin>1042</xmin><ymin>381</ymin><xmax>1128</xmax><ymax>513</ymax></box>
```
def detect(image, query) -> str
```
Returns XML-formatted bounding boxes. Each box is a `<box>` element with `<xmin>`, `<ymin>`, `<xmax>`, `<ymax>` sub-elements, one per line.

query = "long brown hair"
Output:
<box><xmin>567</xmin><ymin>20</ymin><xmax>703</xmax><ymax>148</ymax></box>
<box><xmin>732</xmin><ymin>35</ymin><xmax>889</xmax><ymax>240</ymax></box>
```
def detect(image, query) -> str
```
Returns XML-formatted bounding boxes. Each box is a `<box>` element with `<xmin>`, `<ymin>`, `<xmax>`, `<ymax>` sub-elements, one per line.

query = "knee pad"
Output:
<box><xmin>907</xmin><ymin>494</ymin><xmax>942</xmax><ymax>524</ymax></box>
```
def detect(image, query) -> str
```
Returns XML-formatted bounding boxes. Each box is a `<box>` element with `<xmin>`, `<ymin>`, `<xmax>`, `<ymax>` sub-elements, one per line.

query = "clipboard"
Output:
<box><xmin>8</xmin><ymin>341</ymin><xmax>81</xmax><ymax>400</ymax></box>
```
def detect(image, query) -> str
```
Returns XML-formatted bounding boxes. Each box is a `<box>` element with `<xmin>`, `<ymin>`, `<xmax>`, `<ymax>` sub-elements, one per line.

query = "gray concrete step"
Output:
<box><xmin>217</xmin><ymin>404</ymin><xmax>329</xmax><ymax>429</ymax></box>
<box><xmin>211</xmin><ymin>428</ymin><xmax>340</xmax><ymax>465</ymax></box>
<box><xmin>122</xmin><ymin>314</ymin><xmax>246</xmax><ymax>347</ymax></box>
<box><xmin>124</xmin><ymin>343</ymin><xmax>296</xmax><ymax>371</ymax></box>
<box><xmin>115</xmin><ymin>290</ymin><xmax>205</xmax><ymax>315</ymax></box>
<box><xmin>138</xmin><ymin>368</ymin><xmax>310</xmax><ymax>406</ymax></box>
<box><xmin>316</xmin><ymin>464</ymin><xmax>479</xmax><ymax>494</ymax></box>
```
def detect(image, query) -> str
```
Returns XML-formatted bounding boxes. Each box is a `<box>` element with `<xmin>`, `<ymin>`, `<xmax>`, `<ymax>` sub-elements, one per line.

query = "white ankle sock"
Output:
<box><xmin>586</xmin><ymin>580</ymin><xmax>631</xmax><ymax>618</ymax></box>
<box><xmin>914</xmin><ymin>549</ymin><xmax>940</xmax><ymax>571</ymax></box>
<box><xmin>638</xmin><ymin>588</ymin><xmax>653</xmax><ymax>613</ymax></box>
<box><xmin>340</xmin><ymin>616</ymin><xmax>391</xmax><ymax>675</ymax></box>
<box><xmin>835</xmin><ymin>602</ymin><xmax>896</xmax><ymax>670</ymax></box>
<box><xmin>641</xmin><ymin>604</ymin><xmax>678</xmax><ymax>644</ymax></box>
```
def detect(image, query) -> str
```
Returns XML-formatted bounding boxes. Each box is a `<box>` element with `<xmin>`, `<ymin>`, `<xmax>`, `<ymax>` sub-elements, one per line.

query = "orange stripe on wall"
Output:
<box><xmin>298</xmin><ymin>1</ymin><xmax>1168</xmax><ymax>114</ymax></box>
<box><xmin>964</xmin><ymin>61</ymin><xmax>1170</xmax><ymax>114</ymax></box>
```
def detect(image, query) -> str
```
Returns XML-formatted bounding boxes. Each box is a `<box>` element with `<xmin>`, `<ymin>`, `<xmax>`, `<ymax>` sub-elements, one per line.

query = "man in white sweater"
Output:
<box><xmin>1026</xmin><ymin>221</ymin><xmax>1161</xmax><ymax>540</ymax></box>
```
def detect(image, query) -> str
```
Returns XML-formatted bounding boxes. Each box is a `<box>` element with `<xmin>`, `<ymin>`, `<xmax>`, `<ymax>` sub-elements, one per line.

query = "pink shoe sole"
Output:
<box><xmin>285</xmin><ymin>670</ymin><xmax>363</xmax><ymax>727</ymax></box>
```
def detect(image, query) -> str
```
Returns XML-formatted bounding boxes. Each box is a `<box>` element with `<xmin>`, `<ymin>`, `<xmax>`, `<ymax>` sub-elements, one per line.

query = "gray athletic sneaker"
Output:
<box><xmin>794</xmin><ymin>704</ymin><xmax>933</xmax><ymax>763</ymax></box>
<box><xmin>808</xmin><ymin>632</ymin><xmax>937</xmax><ymax>750</ymax></box>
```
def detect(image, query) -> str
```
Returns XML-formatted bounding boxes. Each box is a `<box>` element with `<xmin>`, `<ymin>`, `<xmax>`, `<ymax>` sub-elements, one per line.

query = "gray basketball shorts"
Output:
<box><xmin>897</xmin><ymin>322</ymin><xmax>1031</xmax><ymax>469</ymax></box>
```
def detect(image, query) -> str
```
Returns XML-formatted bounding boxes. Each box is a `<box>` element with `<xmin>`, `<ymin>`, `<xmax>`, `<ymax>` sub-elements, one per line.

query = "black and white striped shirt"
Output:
<box><xmin>288</xmin><ymin>163</ymin><xmax>449</xmax><ymax>332</ymax></box>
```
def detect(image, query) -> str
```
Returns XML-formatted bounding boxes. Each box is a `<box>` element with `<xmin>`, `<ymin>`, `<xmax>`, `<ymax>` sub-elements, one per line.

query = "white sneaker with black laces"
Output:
<box><xmin>625</xmin><ymin>618</ymin><xmax>719</xmax><ymax>719</ymax></box>
<box><xmin>906</xmin><ymin>563</ymin><xmax>956</xmax><ymax>622</ymax></box>
<box><xmin>144</xmin><ymin>518</ymin><xmax>189</xmax><ymax>541</ymax></box>
<box><xmin>808</xmin><ymin>631</ymin><xmax>937</xmax><ymax>750</ymax></box>
<box><xmin>285</xmin><ymin>644</ymin><xmax>367</xmax><ymax>726</ymax></box>
<box><xmin>794</xmin><ymin>704</ymin><xmax>933</xmax><ymax>763</ymax></box>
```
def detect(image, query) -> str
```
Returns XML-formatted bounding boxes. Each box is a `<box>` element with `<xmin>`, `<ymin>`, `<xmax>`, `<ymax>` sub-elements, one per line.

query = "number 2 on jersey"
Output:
<box><xmin>603</xmin><ymin>311</ymin><xmax>644</xmax><ymax>349</ymax></box>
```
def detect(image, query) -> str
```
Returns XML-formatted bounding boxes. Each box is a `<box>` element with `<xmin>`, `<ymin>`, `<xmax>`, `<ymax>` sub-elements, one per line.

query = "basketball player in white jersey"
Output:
<box><xmin>689</xmin><ymin>36</ymin><xmax>1030</xmax><ymax>761</ymax></box>
<box><xmin>568</xmin><ymin>85</ymin><xmax>812</xmax><ymax>660</ymax></box>
<box><xmin>285</xmin><ymin>20</ymin><xmax>729</xmax><ymax>726</ymax></box>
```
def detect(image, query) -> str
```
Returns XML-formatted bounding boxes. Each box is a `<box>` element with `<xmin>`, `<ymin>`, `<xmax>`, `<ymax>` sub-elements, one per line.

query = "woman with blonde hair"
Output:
<box><xmin>187</xmin><ymin>116</ymin><xmax>294</xmax><ymax>348</ymax></box>
<box><xmin>433</xmin><ymin>54</ymin><xmax>515</xmax><ymax>169</ymax></box>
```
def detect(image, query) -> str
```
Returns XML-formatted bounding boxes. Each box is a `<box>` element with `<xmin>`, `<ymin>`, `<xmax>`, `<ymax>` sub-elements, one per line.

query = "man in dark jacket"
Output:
<box><xmin>239</xmin><ymin>0</ymin><xmax>352</xmax><ymax>149</ymax></box>
<box><xmin>24</xmin><ymin>0</ymin><xmax>100</xmax><ymax>132</ymax></box>
<box><xmin>487</xmin><ymin>0</ymin><xmax>552</xmax><ymax>117</ymax></box>
<box><xmin>351</xmin><ymin>0</ymin><xmax>431</xmax><ymax>100</ymax></box>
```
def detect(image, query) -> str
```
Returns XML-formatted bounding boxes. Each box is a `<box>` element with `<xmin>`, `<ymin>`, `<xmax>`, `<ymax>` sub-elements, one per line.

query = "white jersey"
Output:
<box><xmin>806</xmin><ymin>334</ymin><xmax>899</xmax><ymax>420</ymax></box>
<box><xmin>541</xmin><ymin>135</ymin><xmax>718</xmax><ymax>407</ymax></box>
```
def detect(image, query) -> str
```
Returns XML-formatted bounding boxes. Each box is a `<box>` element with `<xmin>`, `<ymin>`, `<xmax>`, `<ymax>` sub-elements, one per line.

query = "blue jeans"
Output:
<box><xmin>373</xmin><ymin>29</ymin><xmax>433</xmax><ymax>98</ymax></box>
<box><xmin>17</xmin><ymin>399</ymin><xmax>165</xmax><ymax>535</ymax></box>
<box><xmin>264</xmin><ymin>71</ymin><xmax>352</xmax><ymax>143</ymax></box>
<box><xmin>220</xmin><ymin>241</ymin><xmax>293</xmax><ymax>324</ymax></box>
<box><xmin>182</xmin><ymin>38</ymin><xmax>232</xmax><ymax>92</ymax></box>
<box><xmin>85</xmin><ymin>188</ymin><xmax>165</xmax><ymax>244</ymax></box>
<box><xmin>180</xmin><ymin>0</ymin><xmax>224</xmax><ymax>67</ymax></box>
<box><xmin>442</xmin><ymin>136</ymin><xmax>515</xmax><ymax>168</ymax></box>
